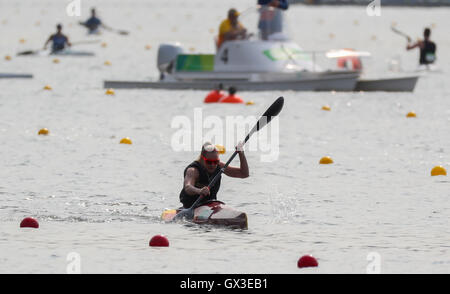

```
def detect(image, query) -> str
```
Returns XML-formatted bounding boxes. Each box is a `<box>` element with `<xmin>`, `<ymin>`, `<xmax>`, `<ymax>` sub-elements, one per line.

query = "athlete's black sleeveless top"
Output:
<box><xmin>179</xmin><ymin>161</ymin><xmax>222</xmax><ymax>208</ymax></box>
<box><xmin>420</xmin><ymin>40</ymin><xmax>436</xmax><ymax>65</ymax></box>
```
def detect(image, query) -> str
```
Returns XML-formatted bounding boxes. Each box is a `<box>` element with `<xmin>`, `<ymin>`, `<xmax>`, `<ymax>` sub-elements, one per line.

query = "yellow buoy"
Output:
<box><xmin>5</xmin><ymin>55</ymin><xmax>11</xmax><ymax>61</ymax></box>
<box><xmin>43</xmin><ymin>85</ymin><xmax>52</xmax><ymax>90</ymax></box>
<box><xmin>145</xmin><ymin>44</ymin><xmax>152</xmax><ymax>50</ymax></box>
<box><xmin>431</xmin><ymin>166</ymin><xmax>446</xmax><ymax>176</ymax></box>
<box><xmin>101</xmin><ymin>42</ymin><xmax>107</xmax><ymax>48</ymax></box>
<box><xmin>52</xmin><ymin>58</ymin><xmax>60</xmax><ymax>64</ymax></box>
<box><xmin>120</xmin><ymin>137</ymin><xmax>132</xmax><ymax>144</ymax></box>
<box><xmin>353</xmin><ymin>20</ymin><xmax>359</xmax><ymax>26</ymax></box>
<box><xmin>38</xmin><ymin>128</ymin><xmax>49</xmax><ymax>135</ymax></box>
<box><xmin>104</xmin><ymin>60</ymin><xmax>112</xmax><ymax>66</ymax></box>
<box><xmin>319</xmin><ymin>156</ymin><xmax>334</xmax><ymax>164</ymax></box>
<box><xmin>105</xmin><ymin>88</ymin><xmax>115</xmax><ymax>95</ymax></box>
<box><xmin>322</xmin><ymin>105</ymin><xmax>331</xmax><ymax>111</ymax></box>
<box><xmin>246</xmin><ymin>100</ymin><xmax>255</xmax><ymax>105</ymax></box>
<box><xmin>19</xmin><ymin>38</ymin><xmax>26</xmax><ymax>44</ymax></box>
<box><xmin>406</xmin><ymin>111</ymin><xmax>416</xmax><ymax>118</ymax></box>
<box><xmin>215</xmin><ymin>144</ymin><xmax>226</xmax><ymax>154</ymax></box>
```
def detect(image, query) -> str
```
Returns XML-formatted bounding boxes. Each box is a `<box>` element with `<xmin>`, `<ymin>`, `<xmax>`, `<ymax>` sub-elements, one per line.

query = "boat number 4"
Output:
<box><xmin>220</xmin><ymin>49</ymin><xmax>228</xmax><ymax>64</ymax></box>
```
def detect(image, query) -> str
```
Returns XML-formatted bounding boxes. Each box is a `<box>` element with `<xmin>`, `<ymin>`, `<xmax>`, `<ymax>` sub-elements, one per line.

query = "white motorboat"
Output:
<box><xmin>104</xmin><ymin>7</ymin><xmax>418</xmax><ymax>92</ymax></box>
<box><xmin>105</xmin><ymin>7</ymin><xmax>360</xmax><ymax>92</ymax></box>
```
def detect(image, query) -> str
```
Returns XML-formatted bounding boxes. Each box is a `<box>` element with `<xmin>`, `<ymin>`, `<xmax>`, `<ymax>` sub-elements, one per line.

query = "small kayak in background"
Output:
<box><xmin>50</xmin><ymin>49</ymin><xmax>95</xmax><ymax>56</ymax></box>
<box><xmin>0</xmin><ymin>73</ymin><xmax>33</xmax><ymax>79</ymax></box>
<box><xmin>161</xmin><ymin>200</ymin><xmax>248</xmax><ymax>229</ymax></box>
<box><xmin>17</xmin><ymin>48</ymin><xmax>95</xmax><ymax>57</ymax></box>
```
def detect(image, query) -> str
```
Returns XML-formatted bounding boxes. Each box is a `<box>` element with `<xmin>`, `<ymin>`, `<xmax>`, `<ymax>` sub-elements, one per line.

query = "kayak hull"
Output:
<box><xmin>0</xmin><ymin>73</ymin><xmax>33</xmax><ymax>79</ymax></box>
<box><xmin>161</xmin><ymin>201</ymin><xmax>248</xmax><ymax>229</ymax></box>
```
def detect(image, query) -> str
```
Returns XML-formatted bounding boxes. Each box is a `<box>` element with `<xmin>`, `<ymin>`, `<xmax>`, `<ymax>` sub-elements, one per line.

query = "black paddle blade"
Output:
<box><xmin>17</xmin><ymin>50</ymin><xmax>36</xmax><ymax>56</ymax></box>
<box><xmin>245</xmin><ymin>96</ymin><xmax>284</xmax><ymax>142</ymax></box>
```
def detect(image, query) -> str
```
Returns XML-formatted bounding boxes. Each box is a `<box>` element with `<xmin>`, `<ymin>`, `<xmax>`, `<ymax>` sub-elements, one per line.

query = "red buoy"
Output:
<box><xmin>219</xmin><ymin>94</ymin><xmax>244</xmax><ymax>104</ymax></box>
<box><xmin>20</xmin><ymin>217</ymin><xmax>39</xmax><ymax>228</ymax></box>
<box><xmin>204</xmin><ymin>90</ymin><xmax>225</xmax><ymax>103</ymax></box>
<box><xmin>149</xmin><ymin>235</ymin><xmax>169</xmax><ymax>247</ymax></box>
<box><xmin>297</xmin><ymin>255</ymin><xmax>318</xmax><ymax>268</ymax></box>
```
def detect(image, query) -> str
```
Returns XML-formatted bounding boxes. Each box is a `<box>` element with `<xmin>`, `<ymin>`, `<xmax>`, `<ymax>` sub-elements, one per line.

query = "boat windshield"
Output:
<box><xmin>239</xmin><ymin>6</ymin><xmax>290</xmax><ymax>41</ymax></box>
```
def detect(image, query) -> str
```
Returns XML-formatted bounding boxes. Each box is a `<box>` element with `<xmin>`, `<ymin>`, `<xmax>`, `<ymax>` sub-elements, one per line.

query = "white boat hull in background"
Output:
<box><xmin>355</xmin><ymin>76</ymin><xmax>419</xmax><ymax>92</ymax></box>
<box><xmin>104</xmin><ymin>72</ymin><xmax>360</xmax><ymax>91</ymax></box>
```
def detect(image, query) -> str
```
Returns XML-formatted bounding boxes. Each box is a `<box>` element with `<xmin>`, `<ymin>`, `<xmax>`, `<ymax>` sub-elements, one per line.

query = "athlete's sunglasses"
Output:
<box><xmin>201</xmin><ymin>155</ymin><xmax>219</xmax><ymax>165</ymax></box>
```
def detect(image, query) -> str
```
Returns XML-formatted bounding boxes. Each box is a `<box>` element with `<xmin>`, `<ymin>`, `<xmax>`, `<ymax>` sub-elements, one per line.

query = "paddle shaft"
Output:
<box><xmin>391</xmin><ymin>26</ymin><xmax>411</xmax><ymax>41</ymax></box>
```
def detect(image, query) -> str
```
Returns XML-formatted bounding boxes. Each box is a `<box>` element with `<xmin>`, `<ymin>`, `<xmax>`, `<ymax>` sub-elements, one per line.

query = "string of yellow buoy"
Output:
<box><xmin>319</xmin><ymin>156</ymin><xmax>334</xmax><ymax>164</ymax></box>
<box><xmin>431</xmin><ymin>166</ymin><xmax>446</xmax><ymax>176</ymax></box>
<box><xmin>38</xmin><ymin>128</ymin><xmax>49</xmax><ymax>135</ymax></box>
<box><xmin>120</xmin><ymin>137</ymin><xmax>132</xmax><ymax>144</ymax></box>
<box><xmin>322</xmin><ymin>105</ymin><xmax>331</xmax><ymax>111</ymax></box>
<box><xmin>105</xmin><ymin>88</ymin><xmax>115</xmax><ymax>95</ymax></box>
<box><xmin>406</xmin><ymin>111</ymin><xmax>416</xmax><ymax>118</ymax></box>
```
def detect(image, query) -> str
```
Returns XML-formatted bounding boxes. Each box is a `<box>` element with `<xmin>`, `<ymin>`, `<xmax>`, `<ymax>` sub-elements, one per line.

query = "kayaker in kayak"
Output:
<box><xmin>79</xmin><ymin>8</ymin><xmax>109</xmax><ymax>34</ymax></box>
<box><xmin>44</xmin><ymin>24</ymin><xmax>71</xmax><ymax>53</ymax></box>
<box><xmin>179</xmin><ymin>142</ymin><xmax>249</xmax><ymax>208</ymax></box>
<box><xmin>406</xmin><ymin>28</ymin><xmax>436</xmax><ymax>66</ymax></box>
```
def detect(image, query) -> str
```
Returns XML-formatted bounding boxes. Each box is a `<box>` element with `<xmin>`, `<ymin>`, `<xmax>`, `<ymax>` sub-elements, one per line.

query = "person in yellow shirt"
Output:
<box><xmin>217</xmin><ymin>8</ymin><xmax>247</xmax><ymax>49</ymax></box>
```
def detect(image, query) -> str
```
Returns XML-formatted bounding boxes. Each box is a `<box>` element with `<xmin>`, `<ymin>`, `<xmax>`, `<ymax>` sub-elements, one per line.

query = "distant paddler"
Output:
<box><xmin>79</xmin><ymin>8</ymin><xmax>129</xmax><ymax>35</ymax></box>
<box><xmin>406</xmin><ymin>28</ymin><xmax>437</xmax><ymax>67</ymax></box>
<box><xmin>79</xmin><ymin>8</ymin><xmax>106</xmax><ymax>34</ymax></box>
<box><xmin>43</xmin><ymin>24</ymin><xmax>71</xmax><ymax>53</ymax></box>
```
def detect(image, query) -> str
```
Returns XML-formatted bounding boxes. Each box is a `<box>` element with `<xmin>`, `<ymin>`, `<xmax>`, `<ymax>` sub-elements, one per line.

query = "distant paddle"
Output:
<box><xmin>391</xmin><ymin>26</ymin><xmax>412</xmax><ymax>42</ymax></box>
<box><xmin>79</xmin><ymin>21</ymin><xmax>129</xmax><ymax>36</ymax></box>
<box><xmin>113</xmin><ymin>29</ymin><xmax>129</xmax><ymax>36</ymax></box>
<box><xmin>173</xmin><ymin>96</ymin><xmax>285</xmax><ymax>222</ymax></box>
<box><xmin>17</xmin><ymin>39</ymin><xmax>101</xmax><ymax>56</ymax></box>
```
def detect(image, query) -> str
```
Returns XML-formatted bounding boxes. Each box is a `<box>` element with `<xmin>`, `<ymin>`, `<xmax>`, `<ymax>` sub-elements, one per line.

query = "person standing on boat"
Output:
<box><xmin>406</xmin><ymin>28</ymin><xmax>436</xmax><ymax>66</ymax></box>
<box><xmin>217</xmin><ymin>8</ymin><xmax>247</xmax><ymax>49</ymax></box>
<box><xmin>179</xmin><ymin>142</ymin><xmax>249</xmax><ymax>208</ymax></box>
<box><xmin>79</xmin><ymin>8</ymin><xmax>108</xmax><ymax>34</ymax></box>
<box><xmin>257</xmin><ymin>0</ymin><xmax>289</xmax><ymax>40</ymax></box>
<box><xmin>44</xmin><ymin>24</ymin><xmax>71</xmax><ymax>53</ymax></box>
